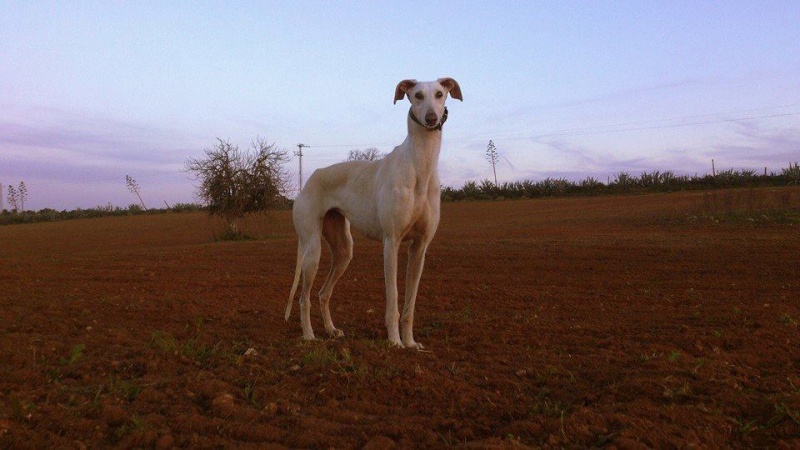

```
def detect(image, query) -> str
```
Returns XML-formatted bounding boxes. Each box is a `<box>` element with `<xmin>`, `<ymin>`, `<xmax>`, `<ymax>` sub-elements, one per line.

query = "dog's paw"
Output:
<box><xmin>404</xmin><ymin>341</ymin><xmax>424</xmax><ymax>351</ymax></box>
<box><xmin>388</xmin><ymin>338</ymin><xmax>404</xmax><ymax>348</ymax></box>
<box><xmin>327</xmin><ymin>328</ymin><xmax>345</xmax><ymax>338</ymax></box>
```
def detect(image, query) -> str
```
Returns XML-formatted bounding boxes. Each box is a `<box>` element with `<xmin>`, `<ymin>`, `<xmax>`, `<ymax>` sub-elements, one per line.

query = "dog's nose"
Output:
<box><xmin>425</xmin><ymin>112</ymin><xmax>438</xmax><ymax>126</ymax></box>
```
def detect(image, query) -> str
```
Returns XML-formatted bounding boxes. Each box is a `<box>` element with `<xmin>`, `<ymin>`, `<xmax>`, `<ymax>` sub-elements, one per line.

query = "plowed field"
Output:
<box><xmin>1</xmin><ymin>188</ymin><xmax>799</xmax><ymax>448</ymax></box>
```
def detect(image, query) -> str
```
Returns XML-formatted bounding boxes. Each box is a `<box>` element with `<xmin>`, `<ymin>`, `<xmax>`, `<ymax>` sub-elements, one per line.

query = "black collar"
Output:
<box><xmin>409</xmin><ymin>106</ymin><xmax>448</xmax><ymax>131</ymax></box>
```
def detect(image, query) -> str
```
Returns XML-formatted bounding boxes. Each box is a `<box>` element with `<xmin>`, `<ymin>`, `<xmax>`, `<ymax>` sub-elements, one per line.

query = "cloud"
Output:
<box><xmin>709</xmin><ymin>120</ymin><xmax>800</xmax><ymax>169</ymax></box>
<box><xmin>0</xmin><ymin>107</ymin><xmax>204</xmax><ymax>209</ymax></box>
<box><xmin>491</xmin><ymin>77</ymin><xmax>711</xmax><ymax>125</ymax></box>
<box><xmin>438</xmin><ymin>112</ymin><xmax>800</xmax><ymax>190</ymax></box>
<box><xmin>1</xmin><ymin>119</ymin><xmax>191</xmax><ymax>167</ymax></box>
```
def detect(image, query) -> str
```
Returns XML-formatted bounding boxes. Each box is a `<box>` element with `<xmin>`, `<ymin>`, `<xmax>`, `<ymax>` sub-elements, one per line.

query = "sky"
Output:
<box><xmin>1</xmin><ymin>1</ymin><xmax>799</xmax><ymax>211</ymax></box>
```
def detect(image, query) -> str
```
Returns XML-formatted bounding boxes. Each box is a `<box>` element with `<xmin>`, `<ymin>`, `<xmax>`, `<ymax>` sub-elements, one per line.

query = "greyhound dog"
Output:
<box><xmin>285</xmin><ymin>78</ymin><xmax>462</xmax><ymax>349</ymax></box>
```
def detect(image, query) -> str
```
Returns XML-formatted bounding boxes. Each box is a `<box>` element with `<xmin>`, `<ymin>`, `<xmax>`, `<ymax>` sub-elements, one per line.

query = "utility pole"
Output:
<box><xmin>0</xmin><ymin>182</ymin><xmax>3</xmax><ymax>211</ymax></box>
<box><xmin>295</xmin><ymin>143</ymin><xmax>309</xmax><ymax>192</ymax></box>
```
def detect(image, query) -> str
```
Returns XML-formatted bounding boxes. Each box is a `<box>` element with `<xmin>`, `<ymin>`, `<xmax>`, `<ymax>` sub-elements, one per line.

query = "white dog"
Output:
<box><xmin>285</xmin><ymin>78</ymin><xmax>462</xmax><ymax>349</ymax></box>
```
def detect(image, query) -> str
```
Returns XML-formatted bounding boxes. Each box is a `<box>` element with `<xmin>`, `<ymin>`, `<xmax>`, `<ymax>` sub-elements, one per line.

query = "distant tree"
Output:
<box><xmin>486</xmin><ymin>140</ymin><xmax>499</xmax><ymax>185</ymax></box>
<box><xmin>184</xmin><ymin>137</ymin><xmax>290</xmax><ymax>235</ymax></box>
<box><xmin>125</xmin><ymin>175</ymin><xmax>147</xmax><ymax>210</ymax></box>
<box><xmin>18</xmin><ymin>182</ymin><xmax>27</xmax><ymax>211</ymax></box>
<box><xmin>6</xmin><ymin>184</ymin><xmax>19</xmax><ymax>211</ymax></box>
<box><xmin>347</xmin><ymin>147</ymin><xmax>385</xmax><ymax>161</ymax></box>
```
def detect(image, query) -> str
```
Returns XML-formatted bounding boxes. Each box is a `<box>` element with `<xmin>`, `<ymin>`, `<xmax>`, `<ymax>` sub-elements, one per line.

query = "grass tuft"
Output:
<box><xmin>60</xmin><ymin>344</ymin><xmax>86</xmax><ymax>366</ymax></box>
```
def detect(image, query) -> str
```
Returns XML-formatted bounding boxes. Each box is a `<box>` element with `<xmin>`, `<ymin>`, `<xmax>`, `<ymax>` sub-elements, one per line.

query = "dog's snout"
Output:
<box><xmin>425</xmin><ymin>112</ymin><xmax>438</xmax><ymax>126</ymax></box>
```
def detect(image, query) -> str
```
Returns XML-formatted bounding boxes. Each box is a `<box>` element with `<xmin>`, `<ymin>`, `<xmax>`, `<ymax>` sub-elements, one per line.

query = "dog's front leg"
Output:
<box><xmin>401</xmin><ymin>238</ymin><xmax>428</xmax><ymax>349</ymax></box>
<box><xmin>383</xmin><ymin>238</ymin><xmax>403</xmax><ymax>347</ymax></box>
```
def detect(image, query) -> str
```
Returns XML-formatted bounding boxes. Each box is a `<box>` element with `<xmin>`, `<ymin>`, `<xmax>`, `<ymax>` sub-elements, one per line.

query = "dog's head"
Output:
<box><xmin>394</xmin><ymin>78</ymin><xmax>462</xmax><ymax>130</ymax></box>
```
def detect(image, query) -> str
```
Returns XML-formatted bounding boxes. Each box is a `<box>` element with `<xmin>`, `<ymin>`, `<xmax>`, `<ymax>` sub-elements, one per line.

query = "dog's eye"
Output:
<box><xmin>435</xmin><ymin>91</ymin><xmax>443</xmax><ymax>98</ymax></box>
<box><xmin>415</xmin><ymin>92</ymin><xmax>423</xmax><ymax>100</ymax></box>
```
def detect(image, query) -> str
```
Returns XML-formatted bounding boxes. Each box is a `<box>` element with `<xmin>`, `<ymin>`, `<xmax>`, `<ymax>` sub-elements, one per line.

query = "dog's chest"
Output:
<box><xmin>403</xmin><ymin>189</ymin><xmax>440</xmax><ymax>239</ymax></box>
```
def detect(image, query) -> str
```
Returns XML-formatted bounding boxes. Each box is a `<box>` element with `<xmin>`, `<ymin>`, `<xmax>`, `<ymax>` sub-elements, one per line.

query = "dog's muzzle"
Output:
<box><xmin>409</xmin><ymin>107</ymin><xmax>448</xmax><ymax>131</ymax></box>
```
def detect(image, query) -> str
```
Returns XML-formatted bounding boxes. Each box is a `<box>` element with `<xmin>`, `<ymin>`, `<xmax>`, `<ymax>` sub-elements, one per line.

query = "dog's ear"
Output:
<box><xmin>394</xmin><ymin>79</ymin><xmax>417</xmax><ymax>104</ymax></box>
<box><xmin>437</xmin><ymin>77</ymin><xmax>463</xmax><ymax>101</ymax></box>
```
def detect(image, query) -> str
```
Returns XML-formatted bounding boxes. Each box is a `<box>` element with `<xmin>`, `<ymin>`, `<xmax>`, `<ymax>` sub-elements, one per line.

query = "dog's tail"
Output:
<box><xmin>285</xmin><ymin>242</ymin><xmax>303</xmax><ymax>321</ymax></box>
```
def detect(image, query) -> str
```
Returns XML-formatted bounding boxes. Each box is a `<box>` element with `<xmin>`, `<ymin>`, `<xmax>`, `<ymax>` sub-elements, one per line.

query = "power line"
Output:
<box><xmin>451</xmin><ymin>107</ymin><xmax>800</xmax><ymax>143</ymax></box>
<box><xmin>529</xmin><ymin>112</ymin><xmax>800</xmax><ymax>140</ymax></box>
<box><xmin>6</xmin><ymin>104</ymin><xmax>798</xmax><ymax>190</ymax></box>
<box><xmin>8</xmin><ymin>171</ymin><xmax>185</xmax><ymax>188</ymax></box>
<box><xmin>288</xmin><ymin>106</ymin><xmax>800</xmax><ymax>149</ymax></box>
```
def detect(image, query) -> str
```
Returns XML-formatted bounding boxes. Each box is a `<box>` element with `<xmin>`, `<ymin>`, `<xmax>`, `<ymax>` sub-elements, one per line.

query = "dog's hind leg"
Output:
<box><xmin>319</xmin><ymin>209</ymin><xmax>352</xmax><ymax>337</ymax></box>
<box><xmin>298</xmin><ymin>233</ymin><xmax>322</xmax><ymax>340</ymax></box>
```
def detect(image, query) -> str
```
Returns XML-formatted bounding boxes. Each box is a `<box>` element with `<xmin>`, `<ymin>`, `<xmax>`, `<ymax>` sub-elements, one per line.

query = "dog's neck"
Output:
<box><xmin>404</xmin><ymin>116</ymin><xmax>443</xmax><ymax>191</ymax></box>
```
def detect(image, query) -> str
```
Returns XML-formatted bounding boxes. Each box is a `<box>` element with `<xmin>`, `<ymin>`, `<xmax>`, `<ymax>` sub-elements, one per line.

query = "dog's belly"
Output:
<box><xmin>346</xmin><ymin>214</ymin><xmax>383</xmax><ymax>241</ymax></box>
<box><xmin>334</xmin><ymin>196</ymin><xmax>438</xmax><ymax>243</ymax></box>
<box><xmin>331</xmin><ymin>198</ymin><xmax>383</xmax><ymax>241</ymax></box>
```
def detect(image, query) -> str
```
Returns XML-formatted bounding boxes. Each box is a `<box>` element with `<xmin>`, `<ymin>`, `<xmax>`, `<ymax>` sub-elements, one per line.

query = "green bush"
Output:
<box><xmin>0</xmin><ymin>202</ymin><xmax>205</xmax><ymax>226</ymax></box>
<box><xmin>443</xmin><ymin>163</ymin><xmax>799</xmax><ymax>201</ymax></box>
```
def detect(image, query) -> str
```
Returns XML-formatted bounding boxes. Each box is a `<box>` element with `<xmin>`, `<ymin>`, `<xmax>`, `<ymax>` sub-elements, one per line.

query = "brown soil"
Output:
<box><xmin>1</xmin><ymin>188</ymin><xmax>799</xmax><ymax>448</ymax></box>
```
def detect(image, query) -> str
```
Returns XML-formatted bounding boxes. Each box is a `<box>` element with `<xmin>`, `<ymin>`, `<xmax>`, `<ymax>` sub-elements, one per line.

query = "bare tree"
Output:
<box><xmin>347</xmin><ymin>147</ymin><xmax>385</xmax><ymax>161</ymax></box>
<box><xmin>486</xmin><ymin>140</ymin><xmax>499</xmax><ymax>185</ymax></box>
<box><xmin>125</xmin><ymin>175</ymin><xmax>147</xmax><ymax>210</ymax></box>
<box><xmin>184</xmin><ymin>137</ymin><xmax>290</xmax><ymax>235</ymax></box>
<box><xmin>18</xmin><ymin>182</ymin><xmax>27</xmax><ymax>211</ymax></box>
<box><xmin>6</xmin><ymin>184</ymin><xmax>19</xmax><ymax>211</ymax></box>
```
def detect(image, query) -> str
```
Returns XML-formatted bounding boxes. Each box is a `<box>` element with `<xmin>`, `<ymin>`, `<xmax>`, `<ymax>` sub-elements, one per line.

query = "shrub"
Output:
<box><xmin>184</xmin><ymin>137</ymin><xmax>290</xmax><ymax>236</ymax></box>
<box><xmin>441</xmin><ymin>163</ymin><xmax>799</xmax><ymax>202</ymax></box>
